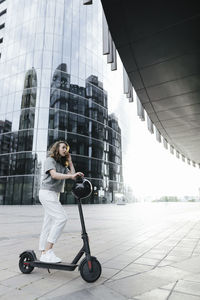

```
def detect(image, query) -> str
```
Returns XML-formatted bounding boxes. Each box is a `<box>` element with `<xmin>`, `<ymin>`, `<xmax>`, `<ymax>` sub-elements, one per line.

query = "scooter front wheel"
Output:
<box><xmin>79</xmin><ymin>257</ymin><xmax>101</xmax><ymax>283</ymax></box>
<box><xmin>19</xmin><ymin>252</ymin><xmax>34</xmax><ymax>274</ymax></box>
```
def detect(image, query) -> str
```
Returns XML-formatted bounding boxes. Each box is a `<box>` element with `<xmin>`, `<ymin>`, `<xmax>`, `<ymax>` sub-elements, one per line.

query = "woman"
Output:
<box><xmin>39</xmin><ymin>140</ymin><xmax>84</xmax><ymax>263</ymax></box>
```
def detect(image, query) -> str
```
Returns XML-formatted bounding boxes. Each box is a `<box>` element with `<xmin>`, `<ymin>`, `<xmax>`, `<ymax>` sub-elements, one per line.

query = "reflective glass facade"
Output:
<box><xmin>0</xmin><ymin>0</ymin><xmax>123</xmax><ymax>204</ymax></box>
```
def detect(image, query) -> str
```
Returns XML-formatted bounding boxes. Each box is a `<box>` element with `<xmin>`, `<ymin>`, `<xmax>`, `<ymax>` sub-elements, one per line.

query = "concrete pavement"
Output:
<box><xmin>1</xmin><ymin>202</ymin><xmax>200</xmax><ymax>299</ymax></box>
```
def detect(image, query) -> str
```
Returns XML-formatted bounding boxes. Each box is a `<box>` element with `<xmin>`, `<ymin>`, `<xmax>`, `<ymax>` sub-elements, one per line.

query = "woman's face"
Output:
<box><xmin>58</xmin><ymin>143</ymin><xmax>69</xmax><ymax>157</ymax></box>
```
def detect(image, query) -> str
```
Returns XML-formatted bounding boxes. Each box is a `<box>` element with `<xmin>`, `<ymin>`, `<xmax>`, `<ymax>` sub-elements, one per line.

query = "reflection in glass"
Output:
<box><xmin>18</xmin><ymin>130</ymin><xmax>33</xmax><ymax>152</ymax></box>
<box><xmin>0</xmin><ymin>68</ymin><xmax>38</xmax><ymax>204</ymax></box>
<box><xmin>19</xmin><ymin>68</ymin><xmax>37</xmax><ymax>130</ymax></box>
<box><xmin>0</xmin><ymin>1</ymin><xmax>123</xmax><ymax>205</ymax></box>
<box><xmin>47</xmin><ymin>64</ymin><xmax>122</xmax><ymax>203</ymax></box>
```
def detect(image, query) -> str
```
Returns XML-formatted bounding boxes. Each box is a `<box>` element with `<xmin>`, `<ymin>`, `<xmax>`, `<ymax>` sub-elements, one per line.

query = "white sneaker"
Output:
<box><xmin>40</xmin><ymin>249</ymin><xmax>62</xmax><ymax>263</ymax></box>
<box><xmin>49</xmin><ymin>250</ymin><xmax>62</xmax><ymax>263</ymax></box>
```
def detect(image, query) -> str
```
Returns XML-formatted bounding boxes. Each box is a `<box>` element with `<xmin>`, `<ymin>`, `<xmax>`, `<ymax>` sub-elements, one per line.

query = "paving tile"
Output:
<box><xmin>102</xmin><ymin>257</ymin><xmax>132</xmax><ymax>269</ymax></box>
<box><xmin>19</xmin><ymin>277</ymin><xmax>72</xmax><ymax>297</ymax></box>
<box><xmin>105</xmin><ymin>272</ymin><xmax>169</xmax><ymax>298</ymax></box>
<box><xmin>169</xmin><ymin>251</ymin><xmax>193</xmax><ymax>257</ymax></box>
<box><xmin>101</xmin><ymin>267</ymin><xmax>121</xmax><ymax>279</ymax></box>
<box><xmin>173</xmin><ymin>280</ymin><xmax>200</xmax><ymax>296</ymax></box>
<box><xmin>124</xmin><ymin>263</ymin><xmax>153</xmax><ymax>273</ymax></box>
<box><xmin>0</xmin><ymin>273</ymin><xmax>43</xmax><ymax>289</ymax></box>
<box><xmin>157</xmin><ymin>259</ymin><xmax>175</xmax><ymax>267</ymax></box>
<box><xmin>106</xmin><ymin>270</ymin><xmax>139</xmax><ymax>281</ymax></box>
<box><xmin>0</xmin><ymin>288</ymin><xmax>36</xmax><ymax>300</ymax></box>
<box><xmin>183</xmin><ymin>273</ymin><xmax>200</xmax><ymax>283</ymax></box>
<box><xmin>0</xmin><ymin>284</ymin><xmax>14</xmax><ymax>297</ymax></box>
<box><xmin>133</xmin><ymin>288</ymin><xmax>170</xmax><ymax>299</ymax></box>
<box><xmin>87</xmin><ymin>284</ymin><xmax>128</xmax><ymax>300</ymax></box>
<box><xmin>149</xmin><ymin>266</ymin><xmax>191</xmax><ymax>281</ymax></box>
<box><xmin>159</xmin><ymin>282</ymin><xmax>176</xmax><ymax>290</ymax></box>
<box><xmin>50</xmin><ymin>285</ymin><xmax>127</xmax><ymax>300</ymax></box>
<box><xmin>0</xmin><ymin>270</ymin><xmax>18</xmax><ymax>281</ymax></box>
<box><xmin>165</xmin><ymin>255</ymin><xmax>188</xmax><ymax>262</ymax></box>
<box><xmin>170</xmin><ymin>291</ymin><xmax>200</xmax><ymax>299</ymax></box>
<box><xmin>171</xmin><ymin>256</ymin><xmax>200</xmax><ymax>273</ymax></box>
<box><xmin>142</xmin><ymin>253</ymin><xmax>168</xmax><ymax>260</ymax></box>
<box><xmin>134</xmin><ymin>257</ymin><xmax>160</xmax><ymax>266</ymax></box>
<box><xmin>39</xmin><ymin>275</ymin><xmax>105</xmax><ymax>299</ymax></box>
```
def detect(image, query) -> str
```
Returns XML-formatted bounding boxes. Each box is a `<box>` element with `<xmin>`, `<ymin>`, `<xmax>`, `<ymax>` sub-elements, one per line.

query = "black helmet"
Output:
<box><xmin>72</xmin><ymin>177</ymin><xmax>93</xmax><ymax>199</ymax></box>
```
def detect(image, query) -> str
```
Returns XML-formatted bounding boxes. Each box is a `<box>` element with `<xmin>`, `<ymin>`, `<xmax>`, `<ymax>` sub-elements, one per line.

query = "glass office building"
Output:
<box><xmin>0</xmin><ymin>0</ymin><xmax>123</xmax><ymax>204</ymax></box>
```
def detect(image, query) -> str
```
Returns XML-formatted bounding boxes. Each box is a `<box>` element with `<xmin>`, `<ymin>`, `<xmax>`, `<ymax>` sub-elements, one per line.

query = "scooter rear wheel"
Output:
<box><xmin>79</xmin><ymin>257</ymin><xmax>101</xmax><ymax>282</ymax></box>
<box><xmin>19</xmin><ymin>252</ymin><xmax>34</xmax><ymax>274</ymax></box>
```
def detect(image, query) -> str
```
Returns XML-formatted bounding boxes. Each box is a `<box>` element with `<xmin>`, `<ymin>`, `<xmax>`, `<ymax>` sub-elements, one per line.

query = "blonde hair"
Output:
<box><xmin>48</xmin><ymin>140</ymin><xmax>70</xmax><ymax>166</ymax></box>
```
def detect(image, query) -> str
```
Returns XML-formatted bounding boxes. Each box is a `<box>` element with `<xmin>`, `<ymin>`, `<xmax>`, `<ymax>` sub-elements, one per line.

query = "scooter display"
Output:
<box><xmin>19</xmin><ymin>177</ymin><xmax>102</xmax><ymax>283</ymax></box>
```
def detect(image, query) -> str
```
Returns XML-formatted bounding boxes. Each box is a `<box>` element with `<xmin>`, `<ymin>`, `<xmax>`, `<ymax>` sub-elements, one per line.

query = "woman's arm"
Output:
<box><xmin>49</xmin><ymin>169</ymin><xmax>84</xmax><ymax>180</ymax></box>
<box><xmin>67</xmin><ymin>153</ymin><xmax>76</xmax><ymax>174</ymax></box>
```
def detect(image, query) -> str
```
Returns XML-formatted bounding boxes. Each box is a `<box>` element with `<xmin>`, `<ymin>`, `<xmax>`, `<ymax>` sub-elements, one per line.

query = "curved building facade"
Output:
<box><xmin>0</xmin><ymin>0</ymin><xmax>123</xmax><ymax>204</ymax></box>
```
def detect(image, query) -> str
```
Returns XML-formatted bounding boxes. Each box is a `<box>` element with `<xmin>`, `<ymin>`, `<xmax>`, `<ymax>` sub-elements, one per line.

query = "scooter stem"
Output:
<box><xmin>77</xmin><ymin>198</ymin><xmax>87</xmax><ymax>235</ymax></box>
<box><xmin>77</xmin><ymin>198</ymin><xmax>91</xmax><ymax>257</ymax></box>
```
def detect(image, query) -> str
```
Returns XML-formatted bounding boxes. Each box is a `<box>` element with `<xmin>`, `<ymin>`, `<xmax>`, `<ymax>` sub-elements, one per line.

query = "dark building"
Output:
<box><xmin>48</xmin><ymin>65</ymin><xmax>121</xmax><ymax>204</ymax></box>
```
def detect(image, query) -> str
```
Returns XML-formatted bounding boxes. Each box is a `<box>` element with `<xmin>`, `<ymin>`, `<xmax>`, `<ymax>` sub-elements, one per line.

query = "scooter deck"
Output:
<box><xmin>31</xmin><ymin>260</ymin><xmax>78</xmax><ymax>271</ymax></box>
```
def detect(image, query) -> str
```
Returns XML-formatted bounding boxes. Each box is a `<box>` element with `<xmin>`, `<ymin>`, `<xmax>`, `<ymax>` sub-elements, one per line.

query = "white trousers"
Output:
<box><xmin>39</xmin><ymin>189</ymin><xmax>68</xmax><ymax>251</ymax></box>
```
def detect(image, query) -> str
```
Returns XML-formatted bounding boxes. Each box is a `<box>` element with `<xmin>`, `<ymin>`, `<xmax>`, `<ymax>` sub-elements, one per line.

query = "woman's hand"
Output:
<box><xmin>71</xmin><ymin>172</ymin><xmax>84</xmax><ymax>180</ymax></box>
<box><xmin>66</xmin><ymin>152</ymin><xmax>72</xmax><ymax>164</ymax></box>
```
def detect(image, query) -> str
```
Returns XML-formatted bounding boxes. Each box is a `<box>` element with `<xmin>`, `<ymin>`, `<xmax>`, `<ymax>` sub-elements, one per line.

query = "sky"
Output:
<box><xmin>105</xmin><ymin>55</ymin><xmax>200</xmax><ymax>200</ymax></box>
<box><xmin>122</xmin><ymin>103</ymin><xmax>200</xmax><ymax>199</ymax></box>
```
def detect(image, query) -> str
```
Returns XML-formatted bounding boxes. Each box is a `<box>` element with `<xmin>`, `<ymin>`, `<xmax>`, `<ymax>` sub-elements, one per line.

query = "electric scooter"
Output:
<box><xmin>19</xmin><ymin>177</ymin><xmax>102</xmax><ymax>283</ymax></box>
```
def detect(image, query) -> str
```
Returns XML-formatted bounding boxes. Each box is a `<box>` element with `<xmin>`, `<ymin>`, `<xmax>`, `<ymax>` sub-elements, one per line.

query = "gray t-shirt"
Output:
<box><xmin>41</xmin><ymin>157</ymin><xmax>69</xmax><ymax>193</ymax></box>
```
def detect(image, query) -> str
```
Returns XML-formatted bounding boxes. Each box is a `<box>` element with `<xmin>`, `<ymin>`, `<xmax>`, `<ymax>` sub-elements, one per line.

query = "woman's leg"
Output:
<box><xmin>38</xmin><ymin>212</ymin><xmax>52</xmax><ymax>252</ymax></box>
<box><xmin>39</xmin><ymin>190</ymin><xmax>68</xmax><ymax>248</ymax></box>
<box><xmin>45</xmin><ymin>241</ymin><xmax>54</xmax><ymax>252</ymax></box>
<box><xmin>39</xmin><ymin>190</ymin><xmax>53</xmax><ymax>251</ymax></box>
